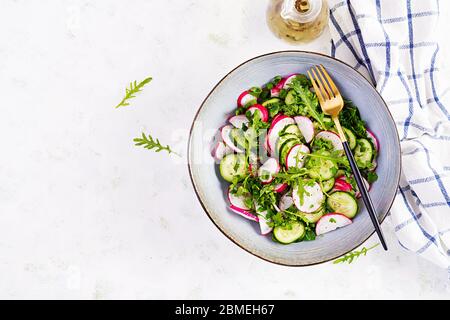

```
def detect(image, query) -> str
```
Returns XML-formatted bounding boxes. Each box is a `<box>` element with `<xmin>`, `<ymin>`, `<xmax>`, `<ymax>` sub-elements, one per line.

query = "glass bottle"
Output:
<box><xmin>267</xmin><ymin>0</ymin><xmax>329</xmax><ymax>44</ymax></box>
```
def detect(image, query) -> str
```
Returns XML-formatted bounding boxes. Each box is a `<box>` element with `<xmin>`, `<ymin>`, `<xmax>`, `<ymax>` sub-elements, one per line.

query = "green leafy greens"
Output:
<box><xmin>333</xmin><ymin>243</ymin><xmax>379</xmax><ymax>264</ymax></box>
<box><xmin>339</xmin><ymin>100</ymin><xmax>366</xmax><ymax>138</ymax></box>
<box><xmin>134</xmin><ymin>132</ymin><xmax>180</xmax><ymax>156</ymax></box>
<box><xmin>115</xmin><ymin>77</ymin><xmax>153</xmax><ymax>108</ymax></box>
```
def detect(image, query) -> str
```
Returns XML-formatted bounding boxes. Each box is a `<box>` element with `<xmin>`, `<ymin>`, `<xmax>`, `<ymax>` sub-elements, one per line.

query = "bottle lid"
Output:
<box><xmin>281</xmin><ymin>0</ymin><xmax>322</xmax><ymax>23</ymax></box>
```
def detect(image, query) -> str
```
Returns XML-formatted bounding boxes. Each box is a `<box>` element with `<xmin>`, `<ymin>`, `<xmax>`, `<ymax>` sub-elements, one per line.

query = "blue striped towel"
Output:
<box><xmin>329</xmin><ymin>0</ymin><xmax>450</xmax><ymax>268</ymax></box>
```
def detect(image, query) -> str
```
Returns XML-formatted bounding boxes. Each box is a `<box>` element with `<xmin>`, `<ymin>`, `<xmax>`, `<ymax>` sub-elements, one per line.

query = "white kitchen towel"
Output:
<box><xmin>328</xmin><ymin>0</ymin><xmax>450</xmax><ymax>268</ymax></box>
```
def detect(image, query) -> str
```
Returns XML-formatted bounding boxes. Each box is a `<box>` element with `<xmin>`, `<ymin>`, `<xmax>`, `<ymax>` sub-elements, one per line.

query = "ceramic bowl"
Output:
<box><xmin>188</xmin><ymin>51</ymin><xmax>400</xmax><ymax>266</ymax></box>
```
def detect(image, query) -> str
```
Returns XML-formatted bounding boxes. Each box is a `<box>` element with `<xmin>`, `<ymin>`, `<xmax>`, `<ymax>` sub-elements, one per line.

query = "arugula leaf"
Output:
<box><xmin>366</xmin><ymin>171</ymin><xmax>378</xmax><ymax>184</ymax></box>
<box><xmin>339</xmin><ymin>100</ymin><xmax>367</xmax><ymax>138</ymax></box>
<box><xmin>288</xmin><ymin>78</ymin><xmax>326</xmax><ymax>129</ymax></box>
<box><xmin>134</xmin><ymin>132</ymin><xmax>180</xmax><ymax>156</ymax></box>
<box><xmin>115</xmin><ymin>77</ymin><xmax>152</xmax><ymax>108</ymax></box>
<box><xmin>333</xmin><ymin>243</ymin><xmax>379</xmax><ymax>264</ymax></box>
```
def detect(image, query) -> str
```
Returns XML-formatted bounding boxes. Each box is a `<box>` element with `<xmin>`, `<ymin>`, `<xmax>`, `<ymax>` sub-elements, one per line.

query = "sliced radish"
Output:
<box><xmin>293</xmin><ymin>116</ymin><xmax>315</xmax><ymax>143</ymax></box>
<box><xmin>333</xmin><ymin>177</ymin><xmax>353</xmax><ymax>192</ymax></box>
<box><xmin>274</xmin><ymin>183</ymin><xmax>288</xmax><ymax>193</ymax></box>
<box><xmin>316</xmin><ymin>213</ymin><xmax>352</xmax><ymax>235</ymax></box>
<box><xmin>366</xmin><ymin>129</ymin><xmax>379</xmax><ymax>152</ymax></box>
<box><xmin>285</xmin><ymin>144</ymin><xmax>310</xmax><ymax>169</ymax></box>
<box><xmin>221</xmin><ymin>125</ymin><xmax>244</xmax><ymax>153</ymax></box>
<box><xmin>293</xmin><ymin>181</ymin><xmax>324</xmax><ymax>213</ymax></box>
<box><xmin>279</xmin><ymin>193</ymin><xmax>294</xmax><ymax>211</ymax></box>
<box><xmin>237</xmin><ymin>90</ymin><xmax>256</xmax><ymax>108</ymax></box>
<box><xmin>229</xmin><ymin>114</ymin><xmax>249</xmax><ymax>129</ymax></box>
<box><xmin>229</xmin><ymin>205</ymin><xmax>259</xmax><ymax>222</ymax></box>
<box><xmin>267</xmin><ymin>115</ymin><xmax>295</xmax><ymax>153</ymax></box>
<box><xmin>258</xmin><ymin>158</ymin><xmax>280</xmax><ymax>184</ymax></box>
<box><xmin>227</xmin><ymin>186</ymin><xmax>251</xmax><ymax>211</ymax></box>
<box><xmin>247</xmin><ymin>104</ymin><xmax>269</xmax><ymax>122</ymax></box>
<box><xmin>282</xmin><ymin>74</ymin><xmax>300</xmax><ymax>89</ymax></box>
<box><xmin>255</xmin><ymin>202</ymin><xmax>272</xmax><ymax>235</ymax></box>
<box><xmin>211</xmin><ymin>141</ymin><xmax>232</xmax><ymax>161</ymax></box>
<box><xmin>355</xmin><ymin>177</ymin><xmax>371</xmax><ymax>198</ymax></box>
<box><xmin>315</xmin><ymin>131</ymin><xmax>343</xmax><ymax>151</ymax></box>
<box><xmin>270</xmin><ymin>77</ymin><xmax>287</xmax><ymax>97</ymax></box>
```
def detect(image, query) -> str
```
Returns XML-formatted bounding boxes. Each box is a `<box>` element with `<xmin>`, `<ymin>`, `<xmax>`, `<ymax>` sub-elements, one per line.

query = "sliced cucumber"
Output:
<box><xmin>280</xmin><ymin>139</ymin><xmax>301</xmax><ymax>166</ymax></box>
<box><xmin>343</xmin><ymin>127</ymin><xmax>357</xmax><ymax>150</ymax></box>
<box><xmin>327</xmin><ymin>191</ymin><xmax>358</xmax><ymax>218</ymax></box>
<box><xmin>307</xmin><ymin>151</ymin><xmax>338</xmax><ymax>180</ymax></box>
<box><xmin>285</xmin><ymin>90</ymin><xmax>296</xmax><ymax>105</ymax></box>
<box><xmin>354</xmin><ymin>138</ymin><xmax>373</xmax><ymax>169</ymax></box>
<box><xmin>281</xmin><ymin>123</ymin><xmax>302</xmax><ymax>137</ymax></box>
<box><xmin>230</xmin><ymin>128</ymin><xmax>247</xmax><ymax>149</ymax></box>
<box><xmin>262</xmin><ymin>97</ymin><xmax>281</xmax><ymax>108</ymax></box>
<box><xmin>276</xmin><ymin>135</ymin><xmax>299</xmax><ymax>154</ymax></box>
<box><xmin>273</xmin><ymin>221</ymin><xmax>305</xmax><ymax>244</ymax></box>
<box><xmin>298</xmin><ymin>207</ymin><xmax>325</xmax><ymax>224</ymax></box>
<box><xmin>321</xmin><ymin>178</ymin><xmax>335</xmax><ymax>193</ymax></box>
<box><xmin>219</xmin><ymin>154</ymin><xmax>247</xmax><ymax>182</ymax></box>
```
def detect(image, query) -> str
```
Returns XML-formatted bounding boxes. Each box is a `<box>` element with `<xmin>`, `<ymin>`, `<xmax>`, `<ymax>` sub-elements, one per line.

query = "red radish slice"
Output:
<box><xmin>211</xmin><ymin>141</ymin><xmax>232</xmax><ymax>161</ymax></box>
<box><xmin>315</xmin><ymin>131</ymin><xmax>343</xmax><ymax>151</ymax></box>
<box><xmin>316</xmin><ymin>213</ymin><xmax>352</xmax><ymax>235</ymax></box>
<box><xmin>293</xmin><ymin>181</ymin><xmax>324</xmax><ymax>213</ymax></box>
<box><xmin>258</xmin><ymin>158</ymin><xmax>280</xmax><ymax>184</ymax></box>
<box><xmin>366</xmin><ymin>129</ymin><xmax>379</xmax><ymax>152</ymax></box>
<box><xmin>229</xmin><ymin>114</ymin><xmax>249</xmax><ymax>129</ymax></box>
<box><xmin>267</xmin><ymin>115</ymin><xmax>295</xmax><ymax>152</ymax></box>
<box><xmin>227</xmin><ymin>187</ymin><xmax>251</xmax><ymax>211</ymax></box>
<box><xmin>270</xmin><ymin>77</ymin><xmax>287</xmax><ymax>97</ymax></box>
<box><xmin>282</xmin><ymin>74</ymin><xmax>300</xmax><ymax>89</ymax></box>
<box><xmin>255</xmin><ymin>202</ymin><xmax>272</xmax><ymax>235</ymax></box>
<box><xmin>293</xmin><ymin>116</ymin><xmax>315</xmax><ymax>143</ymax></box>
<box><xmin>333</xmin><ymin>177</ymin><xmax>353</xmax><ymax>192</ymax></box>
<box><xmin>285</xmin><ymin>144</ymin><xmax>310</xmax><ymax>169</ymax></box>
<box><xmin>279</xmin><ymin>193</ymin><xmax>294</xmax><ymax>211</ymax></box>
<box><xmin>221</xmin><ymin>125</ymin><xmax>244</xmax><ymax>153</ymax></box>
<box><xmin>274</xmin><ymin>183</ymin><xmax>288</xmax><ymax>193</ymax></box>
<box><xmin>229</xmin><ymin>205</ymin><xmax>259</xmax><ymax>222</ymax></box>
<box><xmin>237</xmin><ymin>90</ymin><xmax>256</xmax><ymax>107</ymax></box>
<box><xmin>247</xmin><ymin>104</ymin><xmax>269</xmax><ymax>122</ymax></box>
<box><xmin>355</xmin><ymin>177</ymin><xmax>371</xmax><ymax>198</ymax></box>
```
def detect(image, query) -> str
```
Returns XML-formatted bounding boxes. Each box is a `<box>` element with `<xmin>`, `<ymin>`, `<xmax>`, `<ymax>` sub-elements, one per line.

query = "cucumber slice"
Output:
<box><xmin>276</xmin><ymin>135</ymin><xmax>300</xmax><ymax>155</ymax></box>
<box><xmin>321</xmin><ymin>178</ymin><xmax>335</xmax><ymax>193</ymax></box>
<box><xmin>219</xmin><ymin>154</ymin><xmax>247</xmax><ymax>182</ymax></box>
<box><xmin>281</xmin><ymin>123</ymin><xmax>302</xmax><ymax>137</ymax></box>
<box><xmin>285</xmin><ymin>90</ymin><xmax>296</xmax><ymax>105</ymax></box>
<box><xmin>343</xmin><ymin>127</ymin><xmax>357</xmax><ymax>150</ymax></box>
<box><xmin>273</xmin><ymin>221</ymin><xmax>305</xmax><ymax>244</ymax></box>
<box><xmin>306</xmin><ymin>151</ymin><xmax>338</xmax><ymax>180</ymax></box>
<box><xmin>298</xmin><ymin>207</ymin><xmax>325</xmax><ymax>223</ymax></box>
<box><xmin>327</xmin><ymin>191</ymin><xmax>358</xmax><ymax>218</ymax></box>
<box><xmin>280</xmin><ymin>139</ymin><xmax>301</xmax><ymax>165</ymax></box>
<box><xmin>354</xmin><ymin>138</ymin><xmax>373</xmax><ymax>169</ymax></box>
<box><xmin>230</xmin><ymin>128</ymin><xmax>247</xmax><ymax>149</ymax></box>
<box><xmin>261</xmin><ymin>97</ymin><xmax>281</xmax><ymax>108</ymax></box>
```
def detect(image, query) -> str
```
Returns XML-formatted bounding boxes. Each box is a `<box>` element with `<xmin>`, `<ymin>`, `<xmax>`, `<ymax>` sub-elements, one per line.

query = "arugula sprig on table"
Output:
<box><xmin>115</xmin><ymin>77</ymin><xmax>153</xmax><ymax>108</ymax></box>
<box><xmin>333</xmin><ymin>243</ymin><xmax>380</xmax><ymax>264</ymax></box>
<box><xmin>133</xmin><ymin>132</ymin><xmax>180</xmax><ymax>156</ymax></box>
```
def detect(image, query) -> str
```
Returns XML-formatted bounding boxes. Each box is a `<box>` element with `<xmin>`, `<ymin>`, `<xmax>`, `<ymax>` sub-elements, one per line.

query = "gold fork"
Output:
<box><xmin>308</xmin><ymin>65</ymin><xmax>388</xmax><ymax>251</ymax></box>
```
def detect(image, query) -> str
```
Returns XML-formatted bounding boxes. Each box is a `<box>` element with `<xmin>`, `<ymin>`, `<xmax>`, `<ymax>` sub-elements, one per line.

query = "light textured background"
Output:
<box><xmin>0</xmin><ymin>0</ymin><xmax>449</xmax><ymax>299</ymax></box>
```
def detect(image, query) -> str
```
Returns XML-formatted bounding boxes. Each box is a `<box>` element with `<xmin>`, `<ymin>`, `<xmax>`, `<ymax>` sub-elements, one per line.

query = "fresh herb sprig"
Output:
<box><xmin>134</xmin><ymin>132</ymin><xmax>180</xmax><ymax>156</ymax></box>
<box><xmin>333</xmin><ymin>243</ymin><xmax>379</xmax><ymax>264</ymax></box>
<box><xmin>115</xmin><ymin>77</ymin><xmax>153</xmax><ymax>108</ymax></box>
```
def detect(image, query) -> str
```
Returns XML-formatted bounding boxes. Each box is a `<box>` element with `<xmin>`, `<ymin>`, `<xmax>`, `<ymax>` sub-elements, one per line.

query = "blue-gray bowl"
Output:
<box><xmin>188</xmin><ymin>51</ymin><xmax>400</xmax><ymax>266</ymax></box>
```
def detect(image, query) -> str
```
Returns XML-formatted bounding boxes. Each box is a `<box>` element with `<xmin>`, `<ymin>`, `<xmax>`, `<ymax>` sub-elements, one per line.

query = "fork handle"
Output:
<box><xmin>342</xmin><ymin>140</ymin><xmax>388</xmax><ymax>251</ymax></box>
